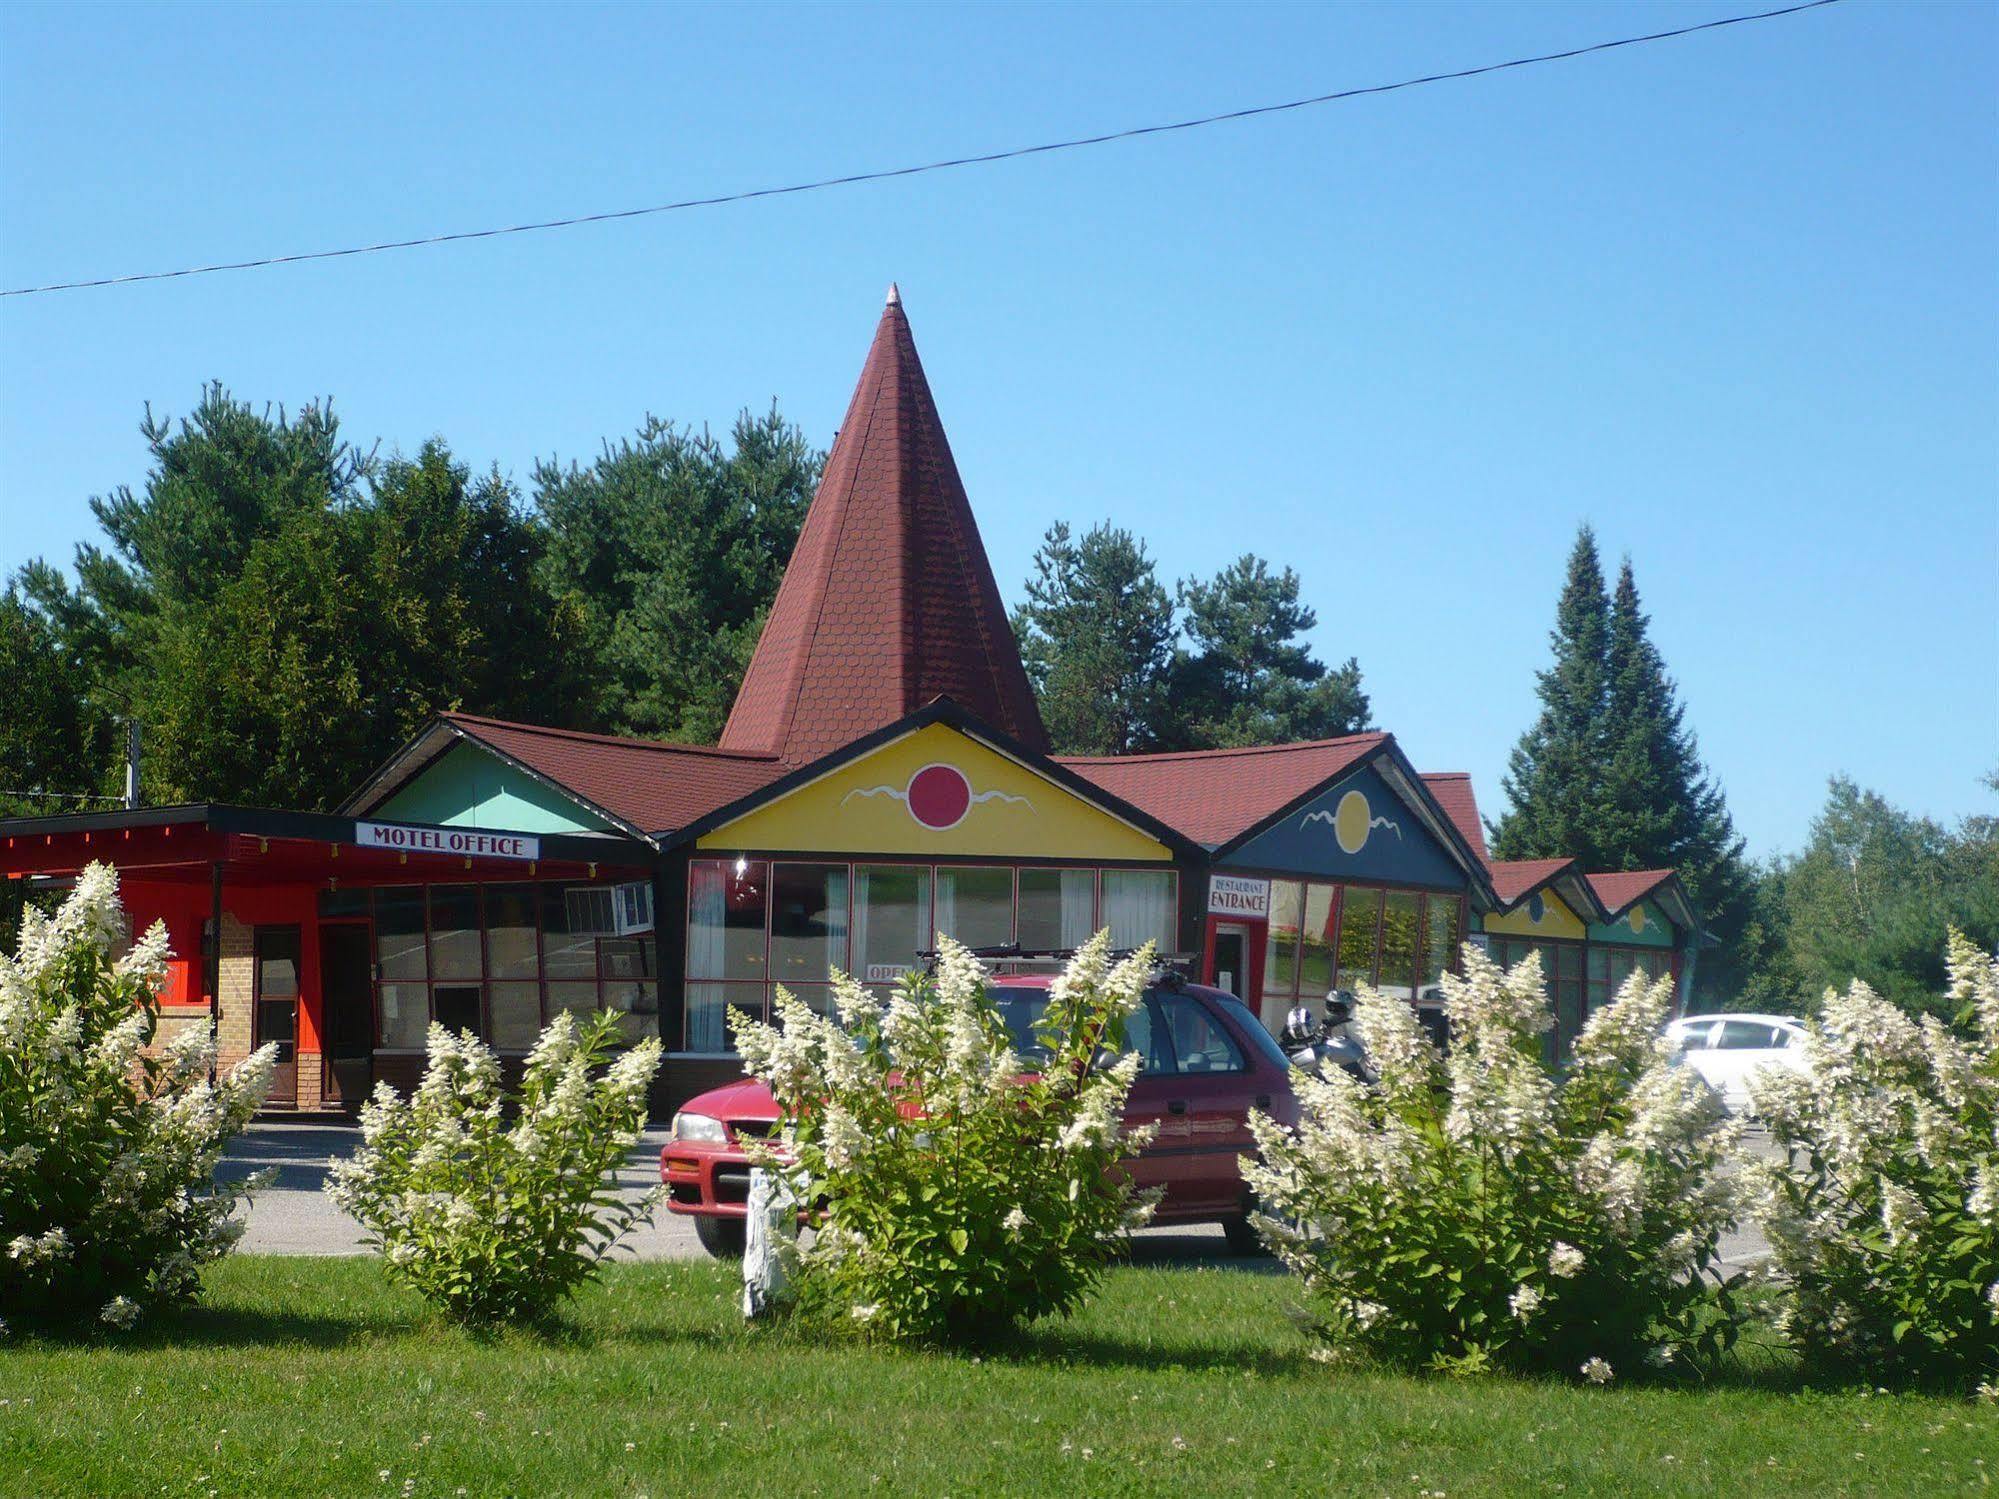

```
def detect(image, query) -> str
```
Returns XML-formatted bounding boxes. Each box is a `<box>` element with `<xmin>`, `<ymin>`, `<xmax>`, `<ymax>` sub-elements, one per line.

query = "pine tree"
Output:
<box><xmin>1600</xmin><ymin>557</ymin><xmax>1752</xmax><ymax>960</ymax></box>
<box><xmin>1491</xmin><ymin>527</ymin><xmax>1614</xmax><ymax>863</ymax></box>
<box><xmin>1011</xmin><ymin>521</ymin><xmax>1175</xmax><ymax>754</ymax></box>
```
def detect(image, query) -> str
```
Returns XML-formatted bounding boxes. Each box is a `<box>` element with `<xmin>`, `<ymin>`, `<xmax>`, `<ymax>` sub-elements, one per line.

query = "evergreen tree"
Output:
<box><xmin>1159</xmin><ymin>555</ymin><xmax>1371</xmax><ymax>749</ymax></box>
<box><xmin>1011</xmin><ymin>521</ymin><xmax>1175</xmax><ymax>754</ymax></box>
<box><xmin>534</xmin><ymin>404</ymin><xmax>820</xmax><ymax>742</ymax></box>
<box><xmin>1491</xmin><ymin>527</ymin><xmax>1614</xmax><ymax>863</ymax></box>
<box><xmin>0</xmin><ymin>572</ymin><xmax>117</xmax><ymax>816</ymax></box>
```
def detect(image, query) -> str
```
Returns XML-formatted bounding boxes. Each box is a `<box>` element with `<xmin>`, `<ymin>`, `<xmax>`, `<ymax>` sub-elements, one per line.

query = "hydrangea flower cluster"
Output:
<box><xmin>328</xmin><ymin>1010</ymin><xmax>661</xmax><ymax>1324</ymax></box>
<box><xmin>1245</xmin><ymin>945</ymin><xmax>1740</xmax><ymax>1379</ymax></box>
<box><xmin>730</xmin><ymin>930</ymin><xmax>1160</xmax><ymax>1343</ymax></box>
<box><xmin>1744</xmin><ymin>930</ymin><xmax>1999</xmax><ymax>1383</ymax></box>
<box><xmin>0</xmin><ymin>862</ymin><xmax>275</xmax><ymax>1331</ymax></box>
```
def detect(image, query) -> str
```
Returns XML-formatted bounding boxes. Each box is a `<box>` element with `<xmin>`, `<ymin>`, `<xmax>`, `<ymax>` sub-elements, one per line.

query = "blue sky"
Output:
<box><xmin>2</xmin><ymin>1</ymin><xmax>1992</xmax><ymax>859</ymax></box>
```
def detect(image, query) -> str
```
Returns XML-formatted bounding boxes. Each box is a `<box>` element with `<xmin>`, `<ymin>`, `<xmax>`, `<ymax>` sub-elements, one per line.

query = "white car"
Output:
<box><xmin>1665</xmin><ymin>1012</ymin><xmax>1810</xmax><ymax>1114</ymax></box>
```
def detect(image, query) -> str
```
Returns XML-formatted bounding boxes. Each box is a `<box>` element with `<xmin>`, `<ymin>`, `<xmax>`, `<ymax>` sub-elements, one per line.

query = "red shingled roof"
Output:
<box><xmin>719</xmin><ymin>288</ymin><xmax>1047</xmax><ymax>766</ymax></box>
<box><xmin>444</xmin><ymin>714</ymin><xmax>782</xmax><ymax>836</ymax></box>
<box><xmin>1420</xmin><ymin>772</ymin><xmax>1488</xmax><ymax>864</ymax></box>
<box><xmin>1486</xmin><ymin>857</ymin><xmax>1578</xmax><ymax>907</ymax></box>
<box><xmin>1586</xmin><ymin>869</ymin><xmax>1677</xmax><ymax>918</ymax></box>
<box><xmin>1057</xmin><ymin>734</ymin><xmax>1387</xmax><ymax>848</ymax></box>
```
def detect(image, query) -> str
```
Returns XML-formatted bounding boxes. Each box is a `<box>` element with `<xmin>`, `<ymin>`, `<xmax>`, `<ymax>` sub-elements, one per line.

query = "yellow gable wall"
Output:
<box><xmin>695</xmin><ymin>722</ymin><xmax>1171</xmax><ymax>861</ymax></box>
<box><xmin>1484</xmin><ymin>888</ymin><xmax>1586</xmax><ymax>940</ymax></box>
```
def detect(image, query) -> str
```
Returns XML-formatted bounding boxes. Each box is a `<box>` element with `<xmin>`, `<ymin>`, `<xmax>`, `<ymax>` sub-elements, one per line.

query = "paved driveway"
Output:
<box><xmin>217</xmin><ymin>1122</ymin><xmax>1775</xmax><ymax>1272</ymax></box>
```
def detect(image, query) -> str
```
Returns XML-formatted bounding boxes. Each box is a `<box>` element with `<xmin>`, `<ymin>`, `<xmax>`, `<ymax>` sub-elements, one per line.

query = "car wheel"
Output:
<box><xmin>694</xmin><ymin>1215</ymin><xmax>747</xmax><ymax>1259</ymax></box>
<box><xmin>1221</xmin><ymin>1211</ymin><xmax>1263</xmax><ymax>1256</ymax></box>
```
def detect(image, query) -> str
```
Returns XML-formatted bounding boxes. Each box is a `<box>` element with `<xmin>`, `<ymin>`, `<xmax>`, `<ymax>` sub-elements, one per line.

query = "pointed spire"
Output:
<box><xmin>885</xmin><ymin>281</ymin><xmax>901</xmax><ymax>307</ymax></box>
<box><xmin>719</xmin><ymin>294</ymin><xmax>1048</xmax><ymax>765</ymax></box>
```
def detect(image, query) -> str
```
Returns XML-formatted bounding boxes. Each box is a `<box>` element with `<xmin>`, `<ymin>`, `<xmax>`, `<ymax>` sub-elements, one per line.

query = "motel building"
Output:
<box><xmin>0</xmin><ymin>290</ymin><xmax>1705</xmax><ymax>1115</ymax></box>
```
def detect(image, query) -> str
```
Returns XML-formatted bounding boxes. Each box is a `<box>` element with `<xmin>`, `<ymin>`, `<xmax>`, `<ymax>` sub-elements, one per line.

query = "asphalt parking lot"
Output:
<box><xmin>217</xmin><ymin>1121</ymin><xmax>1774</xmax><ymax>1272</ymax></box>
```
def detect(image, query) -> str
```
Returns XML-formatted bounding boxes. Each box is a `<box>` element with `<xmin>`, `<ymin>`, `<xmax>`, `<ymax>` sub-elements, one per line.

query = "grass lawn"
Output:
<box><xmin>1</xmin><ymin>1257</ymin><xmax>1991</xmax><ymax>1497</ymax></box>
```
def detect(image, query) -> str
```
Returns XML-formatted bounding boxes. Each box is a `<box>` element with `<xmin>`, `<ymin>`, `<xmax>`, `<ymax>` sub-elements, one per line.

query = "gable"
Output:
<box><xmin>373</xmin><ymin>742</ymin><xmax>618</xmax><ymax>835</ymax></box>
<box><xmin>1484</xmin><ymin>888</ymin><xmax>1586</xmax><ymax>940</ymax></box>
<box><xmin>1222</xmin><ymin>763</ymin><xmax>1467</xmax><ymax>889</ymax></box>
<box><xmin>695</xmin><ymin>722</ymin><xmax>1170</xmax><ymax>861</ymax></box>
<box><xmin>1588</xmin><ymin>899</ymin><xmax>1676</xmax><ymax>947</ymax></box>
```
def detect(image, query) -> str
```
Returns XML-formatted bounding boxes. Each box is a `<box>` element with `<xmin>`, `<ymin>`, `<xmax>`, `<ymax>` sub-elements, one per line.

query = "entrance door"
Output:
<box><xmin>1211</xmin><ymin>925</ymin><xmax>1251</xmax><ymax>1000</ymax></box>
<box><xmin>318</xmin><ymin>924</ymin><xmax>374</xmax><ymax>1109</ymax></box>
<box><xmin>254</xmin><ymin>927</ymin><xmax>301</xmax><ymax>1107</ymax></box>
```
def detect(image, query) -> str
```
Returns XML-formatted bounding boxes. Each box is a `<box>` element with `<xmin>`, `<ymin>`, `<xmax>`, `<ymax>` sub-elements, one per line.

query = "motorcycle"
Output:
<box><xmin>1280</xmin><ymin>991</ymin><xmax>1374</xmax><ymax>1082</ymax></box>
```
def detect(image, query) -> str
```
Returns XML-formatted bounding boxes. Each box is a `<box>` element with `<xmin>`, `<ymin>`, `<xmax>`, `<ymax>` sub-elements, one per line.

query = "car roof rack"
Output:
<box><xmin>913</xmin><ymin>945</ymin><xmax>1199</xmax><ymax>987</ymax></box>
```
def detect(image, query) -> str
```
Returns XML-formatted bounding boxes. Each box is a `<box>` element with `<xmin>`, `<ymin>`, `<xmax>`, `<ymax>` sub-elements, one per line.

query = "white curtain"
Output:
<box><xmin>1102</xmin><ymin>870</ymin><xmax>1176</xmax><ymax>951</ymax></box>
<box><xmin>850</xmin><ymin>867</ymin><xmax>872</xmax><ymax>983</ymax></box>
<box><xmin>1060</xmin><ymin>870</ymin><xmax>1096</xmax><ymax>947</ymax></box>
<box><xmin>686</xmin><ymin>863</ymin><xmax>727</xmax><ymax>1052</ymax></box>
<box><xmin>932</xmin><ymin>870</ymin><xmax>957</xmax><ymax>950</ymax></box>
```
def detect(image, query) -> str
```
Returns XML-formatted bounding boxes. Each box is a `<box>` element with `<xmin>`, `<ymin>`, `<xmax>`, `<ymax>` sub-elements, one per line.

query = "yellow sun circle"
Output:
<box><xmin>1628</xmin><ymin>905</ymin><xmax>1646</xmax><ymax>936</ymax></box>
<box><xmin>1334</xmin><ymin>790</ymin><xmax>1371</xmax><ymax>854</ymax></box>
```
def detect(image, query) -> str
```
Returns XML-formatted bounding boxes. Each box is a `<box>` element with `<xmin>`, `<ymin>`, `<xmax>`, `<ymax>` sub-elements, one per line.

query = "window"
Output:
<box><xmin>374</xmin><ymin>888</ymin><xmax>427</xmax><ymax>982</ymax></box>
<box><xmin>1017</xmin><ymin>868</ymin><xmax>1094</xmax><ymax>952</ymax></box>
<box><xmin>433</xmin><ymin>985</ymin><xmax>481</xmax><ymax>1036</ymax></box>
<box><xmin>935</xmin><ymin>866</ymin><xmax>1013</xmax><ymax>950</ymax></box>
<box><xmin>1716</xmin><ymin>1020</ymin><xmax>1783</xmax><ymax>1050</ymax></box>
<box><xmin>1335</xmin><ymin>887</ymin><xmax>1381</xmax><ymax>992</ymax></box>
<box><xmin>428</xmin><ymin>886</ymin><xmax>481</xmax><ymax>981</ymax></box>
<box><xmin>1262</xmin><ymin>880</ymin><xmax>1303</xmax><ymax>1010</ymax></box>
<box><xmin>1153</xmin><ymin>992</ymin><xmax>1245</xmax><ymax>1074</ymax></box>
<box><xmin>1102</xmin><ymin>870</ymin><xmax>1177</xmax><ymax>951</ymax></box>
<box><xmin>253</xmin><ymin>927</ymin><xmax>300</xmax><ymax>1064</ymax></box>
<box><xmin>1422</xmin><ymin>895</ymin><xmax>1460</xmax><ymax>999</ymax></box>
<box><xmin>770</xmin><ymin>863</ymin><xmax>849</xmax><ymax>1010</ymax></box>
<box><xmin>1124</xmin><ymin>994</ymin><xmax>1171</xmax><ymax>1075</ymax></box>
<box><xmin>1379</xmin><ymin>891</ymin><xmax>1420</xmax><ymax>1001</ymax></box>
<box><xmin>685</xmin><ymin>860</ymin><xmax>768</xmax><ymax>1050</ymax></box>
<box><xmin>485</xmin><ymin>884</ymin><xmax>539</xmax><ymax>979</ymax></box>
<box><xmin>854</xmin><ymin>865</ymin><xmax>929</xmax><ymax>986</ymax></box>
<box><xmin>1298</xmin><ymin>884</ymin><xmax>1336</xmax><ymax>996</ymax></box>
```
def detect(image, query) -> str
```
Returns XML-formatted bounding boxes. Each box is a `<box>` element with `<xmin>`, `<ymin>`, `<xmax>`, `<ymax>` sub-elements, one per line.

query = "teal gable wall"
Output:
<box><xmin>373</xmin><ymin>742</ymin><xmax>615</xmax><ymax>834</ymax></box>
<box><xmin>1587</xmin><ymin>899</ymin><xmax>1678</xmax><ymax>948</ymax></box>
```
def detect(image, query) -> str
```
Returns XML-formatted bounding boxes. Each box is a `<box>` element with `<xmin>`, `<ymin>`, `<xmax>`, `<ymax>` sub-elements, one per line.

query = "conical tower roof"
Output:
<box><xmin>720</xmin><ymin>287</ymin><xmax>1049</xmax><ymax>764</ymax></box>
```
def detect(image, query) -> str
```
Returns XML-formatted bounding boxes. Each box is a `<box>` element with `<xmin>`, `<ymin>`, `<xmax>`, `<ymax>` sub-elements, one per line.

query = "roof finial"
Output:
<box><xmin>885</xmin><ymin>281</ymin><xmax>901</xmax><ymax>308</ymax></box>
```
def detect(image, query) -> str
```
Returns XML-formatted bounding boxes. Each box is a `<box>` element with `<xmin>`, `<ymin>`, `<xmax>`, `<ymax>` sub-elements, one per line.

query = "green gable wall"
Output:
<box><xmin>373</xmin><ymin>742</ymin><xmax>615</xmax><ymax>835</ymax></box>
<box><xmin>1587</xmin><ymin>899</ymin><xmax>1677</xmax><ymax>948</ymax></box>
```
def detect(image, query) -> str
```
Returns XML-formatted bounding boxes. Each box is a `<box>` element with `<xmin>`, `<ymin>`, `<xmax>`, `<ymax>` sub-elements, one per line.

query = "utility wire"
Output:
<box><xmin>1</xmin><ymin>0</ymin><xmax>1844</xmax><ymax>299</ymax></box>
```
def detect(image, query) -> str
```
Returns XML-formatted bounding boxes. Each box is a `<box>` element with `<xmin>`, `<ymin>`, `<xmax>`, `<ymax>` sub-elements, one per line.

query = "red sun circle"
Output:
<box><xmin>905</xmin><ymin>764</ymin><xmax>972</xmax><ymax>830</ymax></box>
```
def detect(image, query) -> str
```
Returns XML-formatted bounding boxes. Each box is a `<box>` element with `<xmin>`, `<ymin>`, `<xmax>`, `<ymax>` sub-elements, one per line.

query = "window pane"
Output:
<box><xmin>684</xmin><ymin>981</ymin><xmax>763</xmax><ymax>1053</ymax></box>
<box><xmin>606</xmin><ymin>980</ymin><xmax>660</xmax><ymax>1041</ymax></box>
<box><xmin>1335</xmin><ymin>886</ymin><xmax>1381</xmax><ymax>991</ymax></box>
<box><xmin>541</xmin><ymin>884</ymin><xmax>598</xmax><ymax>979</ymax></box>
<box><xmin>1422</xmin><ymin>895</ymin><xmax>1460</xmax><ymax>991</ymax></box>
<box><xmin>1156</xmin><ymin>993</ymin><xmax>1246</xmax><ymax>1075</ymax></box>
<box><xmin>375</xmin><ymin>888</ymin><xmax>427</xmax><ymax>982</ymax></box>
<box><xmin>486</xmin><ymin>883</ymin><xmax>539</xmax><ymax>980</ymax></box>
<box><xmin>378</xmin><ymin>982</ymin><xmax>428</xmax><ymax>1048</ymax></box>
<box><xmin>686</xmin><ymin>859</ymin><xmax>768</xmax><ymax>982</ymax></box>
<box><xmin>1125</xmin><ymin>996</ymin><xmax>1171</xmax><ymax>1075</ymax></box>
<box><xmin>854</xmin><ymin>864</ymin><xmax>929</xmax><ymax>986</ymax></box>
<box><xmin>1716</xmin><ymin>1020</ymin><xmax>1781</xmax><ymax>1050</ymax></box>
<box><xmin>429</xmin><ymin>887</ymin><xmax>482</xmax><ymax>981</ymax></box>
<box><xmin>935</xmin><ymin>866</ymin><xmax>1012</xmax><ymax>950</ymax></box>
<box><xmin>1263</xmin><ymin>880</ymin><xmax>1303</xmax><ymax>1004</ymax></box>
<box><xmin>1101</xmin><ymin>870</ymin><xmax>1176</xmax><ymax>951</ymax></box>
<box><xmin>433</xmin><ymin>983</ymin><xmax>481</xmax><ymax>1037</ymax></box>
<box><xmin>1018</xmin><ymin>868</ymin><xmax>1094</xmax><ymax>952</ymax></box>
<box><xmin>602</xmin><ymin>937</ymin><xmax>651</xmax><ymax>981</ymax></box>
<box><xmin>1379</xmin><ymin>892</ymin><xmax>1420</xmax><ymax>1000</ymax></box>
<box><xmin>545</xmin><ymin>980</ymin><xmax>600</xmax><ymax>1020</ymax></box>
<box><xmin>770</xmin><ymin>863</ymin><xmax>849</xmax><ymax>990</ymax></box>
<box><xmin>256</xmin><ymin>929</ymin><xmax>300</xmax><ymax>999</ymax></box>
<box><xmin>1298</xmin><ymin>884</ymin><xmax>1335</xmax><ymax>996</ymax></box>
<box><xmin>488</xmin><ymin>981</ymin><xmax>543</xmax><ymax>1050</ymax></box>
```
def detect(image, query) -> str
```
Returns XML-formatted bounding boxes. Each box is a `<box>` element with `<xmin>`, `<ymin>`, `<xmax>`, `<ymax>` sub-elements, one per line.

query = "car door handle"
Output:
<box><xmin>1255</xmin><ymin>1094</ymin><xmax>1272</xmax><ymax>1112</ymax></box>
<box><xmin>1166</xmin><ymin>1099</ymin><xmax>1188</xmax><ymax>1115</ymax></box>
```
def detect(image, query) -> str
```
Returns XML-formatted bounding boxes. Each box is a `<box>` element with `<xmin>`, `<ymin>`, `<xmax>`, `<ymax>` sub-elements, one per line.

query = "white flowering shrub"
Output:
<box><xmin>730</xmin><ymin>931</ymin><xmax>1159</xmax><ymax>1343</ymax></box>
<box><xmin>327</xmin><ymin>1012</ymin><xmax>661</xmax><ymax>1324</ymax></box>
<box><xmin>0</xmin><ymin>862</ymin><xmax>275</xmax><ymax>1332</ymax></box>
<box><xmin>1745</xmin><ymin>931</ymin><xmax>1999</xmax><ymax>1384</ymax></box>
<box><xmin>1245</xmin><ymin>947</ymin><xmax>1740</xmax><ymax>1380</ymax></box>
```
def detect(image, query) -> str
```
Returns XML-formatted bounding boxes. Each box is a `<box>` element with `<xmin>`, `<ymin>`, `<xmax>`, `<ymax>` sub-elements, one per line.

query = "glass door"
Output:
<box><xmin>254</xmin><ymin>927</ymin><xmax>302</xmax><ymax>1107</ymax></box>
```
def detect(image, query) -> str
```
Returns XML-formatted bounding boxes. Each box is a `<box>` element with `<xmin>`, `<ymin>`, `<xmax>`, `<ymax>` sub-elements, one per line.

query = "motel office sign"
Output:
<box><xmin>353</xmin><ymin>821</ymin><xmax>541</xmax><ymax>862</ymax></box>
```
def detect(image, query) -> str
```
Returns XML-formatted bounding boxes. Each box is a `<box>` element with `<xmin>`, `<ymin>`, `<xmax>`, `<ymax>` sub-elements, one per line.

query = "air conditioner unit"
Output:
<box><xmin>565</xmin><ymin>882</ymin><xmax>654</xmax><ymax>937</ymax></box>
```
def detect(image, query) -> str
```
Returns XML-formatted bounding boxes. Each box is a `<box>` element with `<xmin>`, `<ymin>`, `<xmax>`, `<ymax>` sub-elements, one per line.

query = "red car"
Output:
<box><xmin>661</xmin><ymin>972</ymin><xmax>1300</xmax><ymax>1256</ymax></box>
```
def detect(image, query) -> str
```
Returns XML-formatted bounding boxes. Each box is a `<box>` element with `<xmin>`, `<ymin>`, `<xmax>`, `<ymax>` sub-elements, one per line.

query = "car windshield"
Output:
<box><xmin>992</xmin><ymin>986</ymin><xmax>1056</xmax><ymax>1064</ymax></box>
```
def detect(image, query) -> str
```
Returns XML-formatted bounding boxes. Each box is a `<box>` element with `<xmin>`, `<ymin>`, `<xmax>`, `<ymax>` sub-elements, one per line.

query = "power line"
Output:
<box><xmin>1</xmin><ymin>0</ymin><xmax>1844</xmax><ymax>300</ymax></box>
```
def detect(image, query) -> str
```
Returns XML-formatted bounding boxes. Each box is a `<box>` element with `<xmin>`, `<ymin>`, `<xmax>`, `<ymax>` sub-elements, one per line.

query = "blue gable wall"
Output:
<box><xmin>374</xmin><ymin>742</ymin><xmax>616</xmax><ymax>834</ymax></box>
<box><xmin>1222</xmin><ymin>764</ymin><xmax>1467</xmax><ymax>889</ymax></box>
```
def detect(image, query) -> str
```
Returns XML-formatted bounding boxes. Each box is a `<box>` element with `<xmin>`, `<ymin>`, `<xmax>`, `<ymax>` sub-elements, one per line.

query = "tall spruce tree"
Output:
<box><xmin>1011</xmin><ymin>521</ymin><xmax>1176</xmax><ymax>755</ymax></box>
<box><xmin>1491</xmin><ymin>527</ymin><xmax>1614</xmax><ymax>863</ymax></box>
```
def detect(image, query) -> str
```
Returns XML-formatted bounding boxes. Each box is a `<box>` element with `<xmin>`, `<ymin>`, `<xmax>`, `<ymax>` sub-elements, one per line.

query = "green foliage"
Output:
<box><xmin>730</xmin><ymin>933</ymin><xmax>1160</xmax><ymax>1344</ymax></box>
<box><xmin>327</xmin><ymin>1013</ymin><xmax>662</xmax><ymax>1325</ymax></box>
<box><xmin>1745</xmin><ymin>933</ymin><xmax>1999</xmax><ymax>1386</ymax></box>
<box><xmin>1246</xmin><ymin>949</ymin><xmax>1741</xmax><ymax>1381</ymax></box>
<box><xmin>1162</xmin><ymin>554</ymin><xmax>1371</xmax><ymax>749</ymax></box>
<box><xmin>533</xmin><ymin>406</ymin><xmax>820</xmax><ymax>743</ymax></box>
<box><xmin>0</xmin><ymin>574</ymin><xmax>118</xmax><ymax>820</ymax></box>
<box><xmin>1011</xmin><ymin>521</ymin><xmax>1176</xmax><ymax>753</ymax></box>
<box><xmin>1747</xmin><ymin>777</ymin><xmax>1999</xmax><ymax>1019</ymax></box>
<box><xmin>0</xmin><ymin>863</ymin><xmax>274</xmax><ymax>1333</ymax></box>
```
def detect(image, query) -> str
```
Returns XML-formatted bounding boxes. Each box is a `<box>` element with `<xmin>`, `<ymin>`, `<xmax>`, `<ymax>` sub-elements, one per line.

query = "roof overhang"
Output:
<box><xmin>658</xmin><ymin>697</ymin><xmax>1205</xmax><ymax>859</ymax></box>
<box><xmin>1591</xmin><ymin>870</ymin><xmax>1709</xmax><ymax>946</ymax></box>
<box><xmin>1487</xmin><ymin>857</ymin><xmax>1612</xmax><ymax>925</ymax></box>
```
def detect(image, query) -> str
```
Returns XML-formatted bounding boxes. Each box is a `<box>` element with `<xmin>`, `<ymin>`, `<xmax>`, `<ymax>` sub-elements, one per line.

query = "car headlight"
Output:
<box><xmin>671</xmin><ymin>1111</ymin><xmax>728</xmax><ymax>1144</ymax></box>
